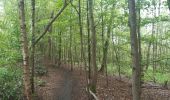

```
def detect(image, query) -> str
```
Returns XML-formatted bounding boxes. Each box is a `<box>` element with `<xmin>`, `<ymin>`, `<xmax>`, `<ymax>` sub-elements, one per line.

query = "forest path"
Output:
<box><xmin>56</xmin><ymin>67</ymin><xmax>73</xmax><ymax>100</ymax></box>
<box><xmin>36</xmin><ymin>63</ymin><xmax>80</xmax><ymax>100</ymax></box>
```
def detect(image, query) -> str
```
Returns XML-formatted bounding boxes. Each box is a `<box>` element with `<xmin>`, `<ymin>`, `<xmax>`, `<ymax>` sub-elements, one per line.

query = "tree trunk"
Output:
<box><xmin>137</xmin><ymin>0</ymin><xmax>143</xmax><ymax>85</ymax></box>
<box><xmin>30</xmin><ymin>0</ymin><xmax>35</xmax><ymax>94</ymax></box>
<box><xmin>88</xmin><ymin>0</ymin><xmax>97</xmax><ymax>93</ymax></box>
<box><xmin>78</xmin><ymin>0</ymin><xmax>84</xmax><ymax>65</ymax></box>
<box><xmin>58</xmin><ymin>32</ymin><xmax>62</xmax><ymax>67</ymax></box>
<box><xmin>47</xmin><ymin>12</ymin><xmax>54</xmax><ymax>62</ymax></box>
<box><xmin>152</xmin><ymin>0</ymin><xmax>156</xmax><ymax>83</ymax></box>
<box><xmin>87</xmin><ymin>0</ymin><xmax>91</xmax><ymax>80</ymax></box>
<box><xmin>99</xmin><ymin>0</ymin><xmax>104</xmax><ymax>73</ymax></box>
<box><xmin>19</xmin><ymin>0</ymin><xmax>32</xmax><ymax>99</ymax></box>
<box><xmin>99</xmin><ymin>5</ymin><xmax>114</xmax><ymax>73</ymax></box>
<box><xmin>128</xmin><ymin>0</ymin><xmax>141</xmax><ymax>100</ymax></box>
<box><xmin>69</xmin><ymin>9</ymin><xmax>73</xmax><ymax>71</ymax></box>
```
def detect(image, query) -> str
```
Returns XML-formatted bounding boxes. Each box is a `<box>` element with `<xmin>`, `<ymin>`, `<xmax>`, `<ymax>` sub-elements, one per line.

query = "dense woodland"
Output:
<box><xmin>0</xmin><ymin>0</ymin><xmax>170</xmax><ymax>100</ymax></box>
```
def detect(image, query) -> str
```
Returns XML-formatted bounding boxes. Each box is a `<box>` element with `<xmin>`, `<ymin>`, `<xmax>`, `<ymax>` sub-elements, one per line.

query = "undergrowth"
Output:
<box><xmin>0</xmin><ymin>66</ymin><xmax>22</xmax><ymax>100</ymax></box>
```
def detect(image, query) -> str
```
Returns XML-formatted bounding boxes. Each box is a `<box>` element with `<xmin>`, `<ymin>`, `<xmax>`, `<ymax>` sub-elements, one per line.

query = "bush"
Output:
<box><xmin>35</xmin><ymin>65</ymin><xmax>48</xmax><ymax>76</ymax></box>
<box><xmin>0</xmin><ymin>67</ymin><xmax>23</xmax><ymax>100</ymax></box>
<box><xmin>36</xmin><ymin>79</ymin><xmax>46</xmax><ymax>87</ymax></box>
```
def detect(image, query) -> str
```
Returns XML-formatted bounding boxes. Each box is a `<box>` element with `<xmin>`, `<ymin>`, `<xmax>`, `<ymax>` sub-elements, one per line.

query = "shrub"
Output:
<box><xmin>0</xmin><ymin>67</ymin><xmax>23</xmax><ymax>100</ymax></box>
<box><xmin>35</xmin><ymin>65</ymin><xmax>48</xmax><ymax>76</ymax></box>
<box><xmin>36</xmin><ymin>79</ymin><xmax>46</xmax><ymax>87</ymax></box>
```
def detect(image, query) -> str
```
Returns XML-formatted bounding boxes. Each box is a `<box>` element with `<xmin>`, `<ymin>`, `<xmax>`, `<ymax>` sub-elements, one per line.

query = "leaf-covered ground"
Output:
<box><xmin>36</xmin><ymin>63</ymin><xmax>170</xmax><ymax>100</ymax></box>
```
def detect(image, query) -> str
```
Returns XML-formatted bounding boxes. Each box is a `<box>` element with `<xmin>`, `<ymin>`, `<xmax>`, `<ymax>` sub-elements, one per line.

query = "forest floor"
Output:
<box><xmin>35</xmin><ymin>63</ymin><xmax>88</xmax><ymax>100</ymax></box>
<box><xmin>35</xmin><ymin>62</ymin><xmax>170</xmax><ymax>100</ymax></box>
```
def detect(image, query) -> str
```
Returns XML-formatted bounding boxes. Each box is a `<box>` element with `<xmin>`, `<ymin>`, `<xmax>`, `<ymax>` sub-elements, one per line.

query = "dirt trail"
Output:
<box><xmin>57</xmin><ymin>68</ymin><xmax>73</xmax><ymax>100</ymax></box>
<box><xmin>36</xmin><ymin>64</ymin><xmax>79</xmax><ymax>100</ymax></box>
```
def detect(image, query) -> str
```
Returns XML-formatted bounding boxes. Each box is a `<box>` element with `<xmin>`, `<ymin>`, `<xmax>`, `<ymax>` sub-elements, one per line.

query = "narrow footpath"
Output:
<box><xmin>36</xmin><ymin>64</ymin><xmax>87</xmax><ymax>100</ymax></box>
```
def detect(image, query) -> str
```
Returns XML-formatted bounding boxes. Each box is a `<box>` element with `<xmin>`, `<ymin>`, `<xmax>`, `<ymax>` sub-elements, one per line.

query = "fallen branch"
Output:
<box><xmin>86</xmin><ymin>87</ymin><xmax>99</xmax><ymax>100</ymax></box>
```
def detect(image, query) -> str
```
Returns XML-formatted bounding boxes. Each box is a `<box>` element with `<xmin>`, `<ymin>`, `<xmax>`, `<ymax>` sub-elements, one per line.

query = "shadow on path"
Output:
<box><xmin>57</xmin><ymin>69</ymin><xmax>73</xmax><ymax>100</ymax></box>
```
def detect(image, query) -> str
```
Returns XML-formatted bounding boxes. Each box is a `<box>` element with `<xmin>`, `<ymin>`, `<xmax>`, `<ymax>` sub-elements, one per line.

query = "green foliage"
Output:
<box><xmin>144</xmin><ymin>67</ymin><xmax>170</xmax><ymax>84</ymax></box>
<box><xmin>0</xmin><ymin>0</ymin><xmax>21</xmax><ymax>66</ymax></box>
<box><xmin>36</xmin><ymin>79</ymin><xmax>46</xmax><ymax>87</ymax></box>
<box><xmin>141</xmin><ymin>16</ymin><xmax>169</xmax><ymax>26</ymax></box>
<box><xmin>0</xmin><ymin>32</ymin><xmax>21</xmax><ymax>66</ymax></box>
<box><xmin>0</xmin><ymin>0</ymin><xmax>170</xmax><ymax>99</ymax></box>
<box><xmin>107</xmin><ymin>63</ymin><xmax>170</xmax><ymax>84</ymax></box>
<box><xmin>35</xmin><ymin>65</ymin><xmax>48</xmax><ymax>76</ymax></box>
<box><xmin>107</xmin><ymin>63</ymin><xmax>132</xmax><ymax>77</ymax></box>
<box><xmin>0</xmin><ymin>67</ymin><xmax>22</xmax><ymax>100</ymax></box>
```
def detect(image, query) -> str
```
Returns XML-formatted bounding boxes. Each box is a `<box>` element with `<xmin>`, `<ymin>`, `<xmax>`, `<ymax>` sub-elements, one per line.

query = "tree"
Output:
<box><xmin>128</xmin><ymin>0</ymin><xmax>141</xmax><ymax>100</ymax></box>
<box><xmin>30</xmin><ymin>0</ymin><xmax>35</xmax><ymax>94</ymax></box>
<box><xmin>2</xmin><ymin>0</ymin><xmax>170</xmax><ymax>99</ymax></box>
<box><xmin>99</xmin><ymin>4</ymin><xmax>114</xmax><ymax>74</ymax></box>
<box><xmin>18</xmin><ymin>0</ymin><xmax>32</xmax><ymax>99</ymax></box>
<box><xmin>137</xmin><ymin>0</ymin><xmax>144</xmax><ymax>85</ymax></box>
<box><xmin>34</xmin><ymin>0</ymin><xmax>69</xmax><ymax>46</ymax></box>
<box><xmin>86</xmin><ymin>0</ymin><xmax>91</xmax><ymax>82</ymax></box>
<box><xmin>88</xmin><ymin>0</ymin><xmax>98</xmax><ymax>94</ymax></box>
<box><xmin>78</xmin><ymin>0</ymin><xmax>84</xmax><ymax>65</ymax></box>
<box><xmin>167</xmin><ymin>0</ymin><xmax>170</xmax><ymax>11</ymax></box>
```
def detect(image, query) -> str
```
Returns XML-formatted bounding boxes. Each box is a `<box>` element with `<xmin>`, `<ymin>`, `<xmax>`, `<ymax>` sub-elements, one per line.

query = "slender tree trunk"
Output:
<box><xmin>152</xmin><ymin>0</ymin><xmax>156</xmax><ymax>83</ymax></box>
<box><xmin>74</xmin><ymin>44</ymin><xmax>77</xmax><ymax>68</ymax></box>
<box><xmin>101</xmin><ymin>0</ymin><xmax>104</xmax><ymax>54</ymax></box>
<box><xmin>128</xmin><ymin>0</ymin><xmax>141</xmax><ymax>100</ymax></box>
<box><xmin>30</xmin><ymin>0</ymin><xmax>35</xmax><ymax>94</ymax></box>
<box><xmin>48</xmin><ymin>11</ymin><xmax>53</xmax><ymax>61</ymax></box>
<box><xmin>145</xmin><ymin>42</ymin><xmax>151</xmax><ymax>70</ymax></box>
<box><xmin>63</xmin><ymin>39</ymin><xmax>66</xmax><ymax>63</ymax></box>
<box><xmin>19</xmin><ymin>0</ymin><xmax>32</xmax><ymax>99</ymax></box>
<box><xmin>86</xmin><ymin>1</ymin><xmax>92</xmax><ymax>99</ymax></box>
<box><xmin>99</xmin><ymin>5</ymin><xmax>114</xmax><ymax>73</ymax></box>
<box><xmin>99</xmin><ymin>29</ymin><xmax>110</xmax><ymax>73</ymax></box>
<box><xmin>87</xmin><ymin>0</ymin><xmax>91</xmax><ymax>80</ymax></box>
<box><xmin>113</xmin><ymin>44</ymin><xmax>121</xmax><ymax>79</ymax></box>
<box><xmin>137</xmin><ymin>0</ymin><xmax>143</xmax><ymax>85</ymax></box>
<box><xmin>58</xmin><ymin>32</ymin><xmax>62</xmax><ymax>67</ymax></box>
<box><xmin>69</xmin><ymin>10</ymin><xmax>73</xmax><ymax>71</ymax></box>
<box><xmin>78</xmin><ymin>0</ymin><xmax>87</xmax><ymax>72</ymax></box>
<box><xmin>47</xmin><ymin>12</ymin><xmax>54</xmax><ymax>61</ymax></box>
<box><xmin>88</xmin><ymin>0</ymin><xmax>97</xmax><ymax>93</ymax></box>
<box><xmin>112</xmin><ymin>33</ymin><xmax>121</xmax><ymax>79</ymax></box>
<box><xmin>99</xmin><ymin>0</ymin><xmax>105</xmax><ymax>72</ymax></box>
<box><xmin>48</xmin><ymin>37</ymin><xmax>52</xmax><ymax>61</ymax></box>
<box><xmin>78</xmin><ymin>0</ymin><xmax>84</xmax><ymax>66</ymax></box>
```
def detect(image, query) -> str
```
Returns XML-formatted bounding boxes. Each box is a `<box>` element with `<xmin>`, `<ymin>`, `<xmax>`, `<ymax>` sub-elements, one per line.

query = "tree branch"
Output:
<box><xmin>152</xmin><ymin>57</ymin><xmax>170</xmax><ymax>62</ymax></box>
<box><xmin>70</xmin><ymin>1</ymin><xmax>79</xmax><ymax>14</ymax></box>
<box><xmin>34</xmin><ymin>2</ymin><xmax>69</xmax><ymax>46</ymax></box>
